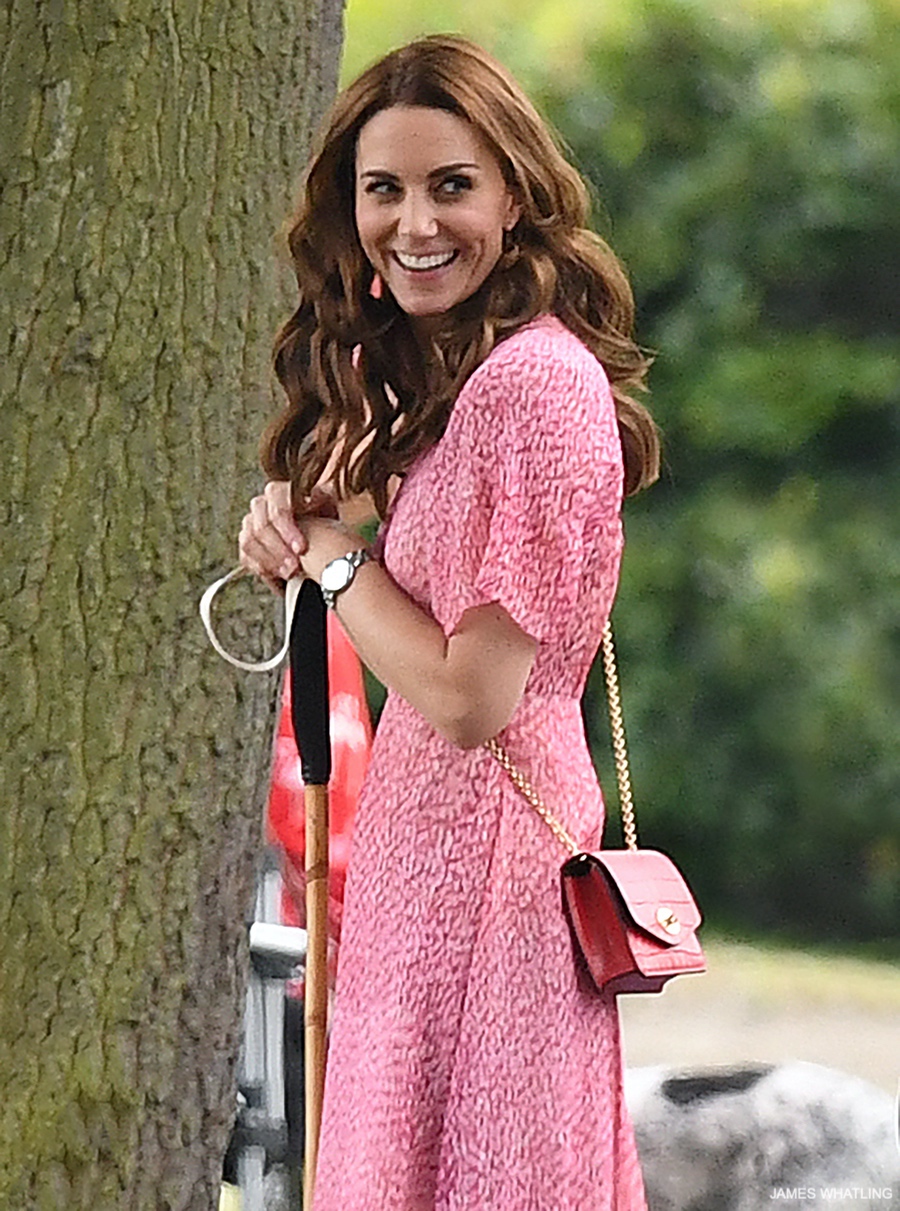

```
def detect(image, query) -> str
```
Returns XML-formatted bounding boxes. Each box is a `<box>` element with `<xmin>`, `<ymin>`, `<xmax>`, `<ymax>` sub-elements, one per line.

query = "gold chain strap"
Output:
<box><xmin>599</xmin><ymin>622</ymin><xmax>638</xmax><ymax>851</ymax></box>
<box><xmin>484</xmin><ymin>737</ymin><xmax>580</xmax><ymax>856</ymax></box>
<box><xmin>485</xmin><ymin>621</ymin><xmax>639</xmax><ymax>854</ymax></box>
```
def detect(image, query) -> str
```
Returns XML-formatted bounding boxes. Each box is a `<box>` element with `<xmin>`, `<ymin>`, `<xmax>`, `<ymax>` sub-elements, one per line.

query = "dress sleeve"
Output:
<box><xmin>431</xmin><ymin>333</ymin><xmax>624</xmax><ymax>645</ymax></box>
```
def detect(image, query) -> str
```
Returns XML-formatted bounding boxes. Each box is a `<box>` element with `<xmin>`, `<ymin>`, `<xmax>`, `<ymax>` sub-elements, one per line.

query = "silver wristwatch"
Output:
<box><xmin>320</xmin><ymin>549</ymin><xmax>372</xmax><ymax>610</ymax></box>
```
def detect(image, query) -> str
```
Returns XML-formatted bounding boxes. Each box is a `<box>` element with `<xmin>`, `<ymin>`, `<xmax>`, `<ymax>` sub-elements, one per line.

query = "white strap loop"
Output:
<box><xmin>199</xmin><ymin>567</ymin><xmax>304</xmax><ymax>672</ymax></box>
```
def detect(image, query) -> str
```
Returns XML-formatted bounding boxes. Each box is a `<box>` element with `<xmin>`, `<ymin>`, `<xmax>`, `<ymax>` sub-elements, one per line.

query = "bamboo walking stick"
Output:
<box><xmin>289</xmin><ymin>579</ymin><xmax>331</xmax><ymax>1209</ymax></box>
<box><xmin>199</xmin><ymin>568</ymin><xmax>332</xmax><ymax>1204</ymax></box>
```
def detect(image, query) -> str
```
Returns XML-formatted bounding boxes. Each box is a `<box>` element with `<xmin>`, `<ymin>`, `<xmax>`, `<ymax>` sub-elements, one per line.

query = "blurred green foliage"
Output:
<box><xmin>343</xmin><ymin>0</ymin><xmax>900</xmax><ymax>941</ymax></box>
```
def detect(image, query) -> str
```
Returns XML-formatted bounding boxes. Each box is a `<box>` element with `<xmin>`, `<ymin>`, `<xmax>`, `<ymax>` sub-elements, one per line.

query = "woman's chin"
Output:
<box><xmin>391</xmin><ymin>285</ymin><xmax>487</xmax><ymax>323</ymax></box>
<box><xmin>388</xmin><ymin>287</ymin><xmax>457</xmax><ymax>318</ymax></box>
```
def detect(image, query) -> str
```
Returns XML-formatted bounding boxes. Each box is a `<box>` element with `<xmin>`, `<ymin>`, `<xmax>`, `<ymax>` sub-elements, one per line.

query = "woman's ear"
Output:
<box><xmin>504</xmin><ymin>194</ymin><xmax>523</xmax><ymax>232</ymax></box>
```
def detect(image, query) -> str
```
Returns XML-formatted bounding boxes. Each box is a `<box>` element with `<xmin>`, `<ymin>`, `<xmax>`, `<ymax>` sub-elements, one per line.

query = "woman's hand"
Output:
<box><xmin>239</xmin><ymin>483</ymin><xmax>537</xmax><ymax>750</ymax></box>
<box><xmin>238</xmin><ymin>480</ymin><xmax>339</xmax><ymax>590</ymax></box>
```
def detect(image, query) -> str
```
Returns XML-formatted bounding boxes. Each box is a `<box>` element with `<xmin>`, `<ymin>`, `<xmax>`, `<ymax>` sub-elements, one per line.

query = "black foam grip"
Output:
<box><xmin>289</xmin><ymin>578</ymin><xmax>331</xmax><ymax>786</ymax></box>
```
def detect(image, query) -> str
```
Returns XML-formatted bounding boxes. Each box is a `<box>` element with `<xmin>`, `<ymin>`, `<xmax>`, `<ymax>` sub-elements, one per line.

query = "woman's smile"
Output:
<box><xmin>392</xmin><ymin>250</ymin><xmax>460</xmax><ymax>278</ymax></box>
<box><xmin>392</xmin><ymin>250</ymin><xmax>459</xmax><ymax>272</ymax></box>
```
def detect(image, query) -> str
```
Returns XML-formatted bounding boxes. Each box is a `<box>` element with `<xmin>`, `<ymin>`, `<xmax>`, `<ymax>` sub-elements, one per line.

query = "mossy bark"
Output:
<box><xmin>0</xmin><ymin>1</ymin><xmax>343</xmax><ymax>1205</ymax></box>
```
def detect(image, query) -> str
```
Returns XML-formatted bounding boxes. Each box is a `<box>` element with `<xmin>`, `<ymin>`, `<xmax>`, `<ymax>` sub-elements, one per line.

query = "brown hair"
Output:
<box><xmin>263</xmin><ymin>34</ymin><xmax>659</xmax><ymax>516</ymax></box>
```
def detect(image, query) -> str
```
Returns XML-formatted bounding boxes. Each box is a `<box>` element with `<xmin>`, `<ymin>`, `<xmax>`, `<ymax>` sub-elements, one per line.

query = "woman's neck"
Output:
<box><xmin>409</xmin><ymin>312</ymin><xmax>444</xmax><ymax>353</ymax></box>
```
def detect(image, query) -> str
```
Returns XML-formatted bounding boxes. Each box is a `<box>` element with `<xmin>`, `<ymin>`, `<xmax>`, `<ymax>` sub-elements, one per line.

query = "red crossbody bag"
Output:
<box><xmin>487</xmin><ymin>623</ymin><xmax>706</xmax><ymax>995</ymax></box>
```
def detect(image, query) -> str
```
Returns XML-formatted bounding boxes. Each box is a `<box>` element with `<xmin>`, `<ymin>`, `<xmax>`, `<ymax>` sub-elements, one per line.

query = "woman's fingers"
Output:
<box><xmin>238</xmin><ymin>479</ymin><xmax>341</xmax><ymax>588</ymax></box>
<box><xmin>240</xmin><ymin>495</ymin><xmax>302</xmax><ymax>581</ymax></box>
<box><xmin>252</xmin><ymin>496</ymin><xmax>298</xmax><ymax>569</ymax></box>
<box><xmin>238</xmin><ymin>527</ymin><xmax>289</xmax><ymax>581</ymax></box>
<box><xmin>264</xmin><ymin>480</ymin><xmax>307</xmax><ymax>553</ymax></box>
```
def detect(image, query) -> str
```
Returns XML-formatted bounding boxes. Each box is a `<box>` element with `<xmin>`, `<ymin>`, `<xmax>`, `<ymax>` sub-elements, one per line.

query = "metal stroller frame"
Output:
<box><xmin>221</xmin><ymin>851</ymin><xmax>308</xmax><ymax>1211</ymax></box>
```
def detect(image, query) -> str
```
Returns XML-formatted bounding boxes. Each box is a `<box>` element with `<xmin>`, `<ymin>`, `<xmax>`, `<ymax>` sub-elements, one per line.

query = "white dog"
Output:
<box><xmin>625</xmin><ymin>1062</ymin><xmax>899</xmax><ymax>1210</ymax></box>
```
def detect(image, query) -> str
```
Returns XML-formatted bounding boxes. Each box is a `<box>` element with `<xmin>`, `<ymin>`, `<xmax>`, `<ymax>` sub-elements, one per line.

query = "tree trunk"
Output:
<box><xmin>0</xmin><ymin>1</ymin><xmax>344</xmax><ymax>1205</ymax></box>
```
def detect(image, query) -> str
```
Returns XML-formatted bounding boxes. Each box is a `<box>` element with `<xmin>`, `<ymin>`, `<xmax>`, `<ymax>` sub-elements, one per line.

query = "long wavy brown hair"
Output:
<box><xmin>263</xmin><ymin>35</ymin><xmax>659</xmax><ymax>517</ymax></box>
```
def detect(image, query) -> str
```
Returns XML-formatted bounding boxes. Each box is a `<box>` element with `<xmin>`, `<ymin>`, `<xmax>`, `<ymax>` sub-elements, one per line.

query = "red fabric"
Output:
<box><xmin>266</xmin><ymin>611</ymin><xmax>371</xmax><ymax>950</ymax></box>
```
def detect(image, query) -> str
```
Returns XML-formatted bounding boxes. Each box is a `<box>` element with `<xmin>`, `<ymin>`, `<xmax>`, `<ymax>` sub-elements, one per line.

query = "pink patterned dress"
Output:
<box><xmin>313</xmin><ymin>316</ymin><xmax>647</xmax><ymax>1210</ymax></box>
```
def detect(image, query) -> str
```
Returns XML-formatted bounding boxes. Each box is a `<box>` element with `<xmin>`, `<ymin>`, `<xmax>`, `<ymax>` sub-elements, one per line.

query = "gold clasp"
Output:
<box><xmin>656</xmin><ymin>907</ymin><xmax>682</xmax><ymax>935</ymax></box>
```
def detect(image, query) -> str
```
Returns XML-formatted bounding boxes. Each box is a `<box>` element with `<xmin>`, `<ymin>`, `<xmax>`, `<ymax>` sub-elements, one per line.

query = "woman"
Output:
<box><xmin>239</xmin><ymin>34</ymin><xmax>659</xmax><ymax>1211</ymax></box>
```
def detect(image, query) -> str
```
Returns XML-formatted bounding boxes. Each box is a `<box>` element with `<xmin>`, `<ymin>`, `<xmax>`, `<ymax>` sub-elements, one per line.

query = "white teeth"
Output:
<box><xmin>394</xmin><ymin>250</ymin><xmax>456</xmax><ymax>271</ymax></box>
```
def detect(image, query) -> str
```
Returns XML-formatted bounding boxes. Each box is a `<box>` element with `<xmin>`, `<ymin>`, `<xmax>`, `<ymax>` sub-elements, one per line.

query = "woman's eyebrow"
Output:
<box><xmin>359</xmin><ymin>161</ymin><xmax>480</xmax><ymax>180</ymax></box>
<box><xmin>427</xmin><ymin>161</ymin><xmax>479</xmax><ymax>177</ymax></box>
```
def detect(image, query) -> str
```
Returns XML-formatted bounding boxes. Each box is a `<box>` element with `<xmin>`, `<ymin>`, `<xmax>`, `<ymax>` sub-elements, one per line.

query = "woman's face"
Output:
<box><xmin>355</xmin><ymin>105</ymin><xmax>521</xmax><ymax>322</ymax></box>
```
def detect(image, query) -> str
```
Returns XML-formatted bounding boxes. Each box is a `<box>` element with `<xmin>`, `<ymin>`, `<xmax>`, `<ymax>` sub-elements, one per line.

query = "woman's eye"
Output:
<box><xmin>438</xmin><ymin>175</ymin><xmax>473</xmax><ymax>196</ymax></box>
<box><xmin>365</xmin><ymin>180</ymin><xmax>399</xmax><ymax>197</ymax></box>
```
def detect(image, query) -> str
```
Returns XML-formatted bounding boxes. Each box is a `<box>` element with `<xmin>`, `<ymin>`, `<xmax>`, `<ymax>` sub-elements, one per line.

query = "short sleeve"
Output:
<box><xmin>431</xmin><ymin>324</ymin><xmax>624</xmax><ymax>645</ymax></box>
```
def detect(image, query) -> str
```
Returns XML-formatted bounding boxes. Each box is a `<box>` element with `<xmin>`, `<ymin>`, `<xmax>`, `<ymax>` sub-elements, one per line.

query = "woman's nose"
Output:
<box><xmin>397</xmin><ymin>191</ymin><xmax>438</xmax><ymax>239</ymax></box>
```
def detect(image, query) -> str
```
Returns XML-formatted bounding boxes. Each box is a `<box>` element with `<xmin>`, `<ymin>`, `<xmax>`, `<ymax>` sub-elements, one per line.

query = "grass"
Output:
<box><xmin>700</xmin><ymin>932</ymin><xmax>900</xmax><ymax>1015</ymax></box>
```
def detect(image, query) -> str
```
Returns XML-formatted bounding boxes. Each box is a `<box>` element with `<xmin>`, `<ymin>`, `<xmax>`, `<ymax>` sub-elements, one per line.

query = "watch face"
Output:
<box><xmin>321</xmin><ymin>556</ymin><xmax>352</xmax><ymax>593</ymax></box>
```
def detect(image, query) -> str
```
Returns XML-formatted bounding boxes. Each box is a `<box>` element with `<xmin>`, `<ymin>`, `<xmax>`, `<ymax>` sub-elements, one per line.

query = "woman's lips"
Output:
<box><xmin>391</xmin><ymin>250</ymin><xmax>460</xmax><ymax>274</ymax></box>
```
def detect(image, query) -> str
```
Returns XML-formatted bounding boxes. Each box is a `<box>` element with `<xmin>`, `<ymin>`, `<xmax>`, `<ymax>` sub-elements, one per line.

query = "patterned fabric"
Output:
<box><xmin>313</xmin><ymin>316</ymin><xmax>648</xmax><ymax>1210</ymax></box>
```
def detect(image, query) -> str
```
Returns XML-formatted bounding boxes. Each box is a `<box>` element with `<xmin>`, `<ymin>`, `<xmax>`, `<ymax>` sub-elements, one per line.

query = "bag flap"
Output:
<box><xmin>586</xmin><ymin>849</ymin><xmax>703</xmax><ymax>946</ymax></box>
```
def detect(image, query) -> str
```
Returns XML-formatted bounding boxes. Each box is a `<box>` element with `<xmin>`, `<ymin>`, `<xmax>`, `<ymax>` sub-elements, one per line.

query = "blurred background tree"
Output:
<box><xmin>345</xmin><ymin>0</ymin><xmax>899</xmax><ymax>944</ymax></box>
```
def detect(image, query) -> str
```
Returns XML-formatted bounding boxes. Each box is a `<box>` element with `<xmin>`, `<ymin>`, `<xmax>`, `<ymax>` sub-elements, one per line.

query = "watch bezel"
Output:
<box><xmin>320</xmin><ymin>549</ymin><xmax>371</xmax><ymax>608</ymax></box>
<box><xmin>320</xmin><ymin>555</ymin><xmax>354</xmax><ymax>593</ymax></box>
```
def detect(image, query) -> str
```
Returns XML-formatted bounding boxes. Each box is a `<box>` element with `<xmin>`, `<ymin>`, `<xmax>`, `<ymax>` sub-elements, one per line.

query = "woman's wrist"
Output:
<box><xmin>299</xmin><ymin>516</ymin><xmax>370</xmax><ymax>584</ymax></box>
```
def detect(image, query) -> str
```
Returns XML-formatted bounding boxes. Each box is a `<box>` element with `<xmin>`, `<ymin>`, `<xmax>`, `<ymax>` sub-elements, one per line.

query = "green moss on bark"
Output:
<box><xmin>0</xmin><ymin>0</ymin><xmax>344</xmax><ymax>1204</ymax></box>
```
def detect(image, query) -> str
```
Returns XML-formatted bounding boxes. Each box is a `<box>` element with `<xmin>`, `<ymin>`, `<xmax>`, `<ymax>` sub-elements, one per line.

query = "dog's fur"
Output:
<box><xmin>625</xmin><ymin>1062</ymin><xmax>899</xmax><ymax>1210</ymax></box>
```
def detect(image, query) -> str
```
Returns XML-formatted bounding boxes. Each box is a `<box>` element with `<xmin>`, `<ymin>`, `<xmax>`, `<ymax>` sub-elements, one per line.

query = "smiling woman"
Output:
<box><xmin>262</xmin><ymin>35</ymin><xmax>657</xmax><ymax>521</ymax></box>
<box><xmin>238</xmin><ymin>33</ymin><xmax>659</xmax><ymax>1211</ymax></box>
